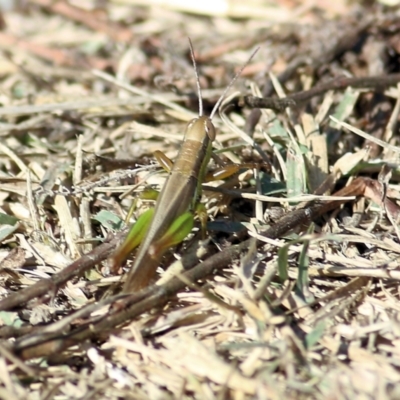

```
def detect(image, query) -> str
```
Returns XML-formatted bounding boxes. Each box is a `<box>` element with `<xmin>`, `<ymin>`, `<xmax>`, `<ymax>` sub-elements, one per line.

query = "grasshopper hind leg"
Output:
<box><xmin>111</xmin><ymin>208</ymin><xmax>155</xmax><ymax>272</ymax></box>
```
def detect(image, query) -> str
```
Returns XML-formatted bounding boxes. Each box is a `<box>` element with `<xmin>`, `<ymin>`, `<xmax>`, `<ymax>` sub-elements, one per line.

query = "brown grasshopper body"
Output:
<box><xmin>122</xmin><ymin>117</ymin><xmax>215</xmax><ymax>292</ymax></box>
<box><xmin>112</xmin><ymin>40</ymin><xmax>258</xmax><ymax>292</ymax></box>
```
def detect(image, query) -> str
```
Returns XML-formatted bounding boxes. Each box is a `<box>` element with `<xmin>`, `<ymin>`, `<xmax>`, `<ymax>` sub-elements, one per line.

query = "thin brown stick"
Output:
<box><xmin>242</xmin><ymin>74</ymin><xmax>400</xmax><ymax>112</ymax></box>
<box><xmin>0</xmin><ymin>231</ymin><xmax>125</xmax><ymax>311</ymax></box>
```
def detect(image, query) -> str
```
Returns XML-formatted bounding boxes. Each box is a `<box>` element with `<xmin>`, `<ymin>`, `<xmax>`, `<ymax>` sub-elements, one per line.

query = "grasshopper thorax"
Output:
<box><xmin>186</xmin><ymin>116</ymin><xmax>216</xmax><ymax>142</ymax></box>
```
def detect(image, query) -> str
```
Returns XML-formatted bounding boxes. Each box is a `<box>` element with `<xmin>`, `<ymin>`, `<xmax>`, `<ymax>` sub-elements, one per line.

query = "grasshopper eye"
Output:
<box><xmin>205</xmin><ymin>119</ymin><xmax>216</xmax><ymax>141</ymax></box>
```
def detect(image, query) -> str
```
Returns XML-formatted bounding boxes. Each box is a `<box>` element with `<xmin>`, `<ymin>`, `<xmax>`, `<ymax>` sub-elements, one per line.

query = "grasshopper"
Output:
<box><xmin>112</xmin><ymin>40</ymin><xmax>258</xmax><ymax>293</ymax></box>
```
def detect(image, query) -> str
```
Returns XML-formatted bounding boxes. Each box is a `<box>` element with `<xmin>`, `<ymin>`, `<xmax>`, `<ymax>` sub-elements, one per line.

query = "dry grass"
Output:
<box><xmin>1</xmin><ymin>1</ymin><xmax>400</xmax><ymax>399</ymax></box>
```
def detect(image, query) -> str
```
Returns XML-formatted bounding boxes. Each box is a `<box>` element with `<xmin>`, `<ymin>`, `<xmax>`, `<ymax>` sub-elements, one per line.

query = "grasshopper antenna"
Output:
<box><xmin>188</xmin><ymin>38</ymin><xmax>204</xmax><ymax>117</ymax></box>
<box><xmin>210</xmin><ymin>46</ymin><xmax>259</xmax><ymax>120</ymax></box>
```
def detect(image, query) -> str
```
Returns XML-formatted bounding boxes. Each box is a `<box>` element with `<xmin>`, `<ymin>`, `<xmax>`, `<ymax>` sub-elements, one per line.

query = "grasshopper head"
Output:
<box><xmin>186</xmin><ymin>116</ymin><xmax>216</xmax><ymax>142</ymax></box>
<box><xmin>187</xmin><ymin>38</ymin><xmax>257</xmax><ymax>145</ymax></box>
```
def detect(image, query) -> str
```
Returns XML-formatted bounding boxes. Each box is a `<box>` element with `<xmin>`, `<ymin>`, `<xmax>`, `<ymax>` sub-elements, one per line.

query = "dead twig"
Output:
<box><xmin>0</xmin><ymin>232</ymin><xmax>125</xmax><ymax>311</ymax></box>
<box><xmin>242</xmin><ymin>74</ymin><xmax>400</xmax><ymax>111</ymax></box>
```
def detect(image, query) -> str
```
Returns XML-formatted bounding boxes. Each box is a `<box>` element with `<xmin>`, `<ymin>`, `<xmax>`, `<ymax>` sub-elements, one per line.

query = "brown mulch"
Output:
<box><xmin>1</xmin><ymin>0</ymin><xmax>400</xmax><ymax>398</ymax></box>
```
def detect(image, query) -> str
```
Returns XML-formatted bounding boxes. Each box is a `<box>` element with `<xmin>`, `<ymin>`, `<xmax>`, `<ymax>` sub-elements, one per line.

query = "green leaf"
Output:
<box><xmin>296</xmin><ymin>224</ymin><xmax>313</xmax><ymax>302</ymax></box>
<box><xmin>0</xmin><ymin>213</ymin><xmax>18</xmax><ymax>225</ymax></box>
<box><xmin>329</xmin><ymin>87</ymin><xmax>359</xmax><ymax>128</ymax></box>
<box><xmin>286</xmin><ymin>146</ymin><xmax>306</xmax><ymax>204</ymax></box>
<box><xmin>278</xmin><ymin>232</ymin><xmax>341</xmax><ymax>284</ymax></box>
<box><xmin>0</xmin><ymin>224</ymin><xmax>18</xmax><ymax>243</ymax></box>
<box><xmin>268</xmin><ymin>118</ymin><xmax>289</xmax><ymax>140</ymax></box>
<box><xmin>93</xmin><ymin>210</ymin><xmax>124</xmax><ymax>231</ymax></box>
<box><xmin>304</xmin><ymin>321</ymin><xmax>326</xmax><ymax>349</ymax></box>
<box><xmin>0</xmin><ymin>311</ymin><xmax>23</xmax><ymax>327</ymax></box>
<box><xmin>0</xmin><ymin>213</ymin><xmax>19</xmax><ymax>243</ymax></box>
<box><xmin>277</xmin><ymin>244</ymin><xmax>289</xmax><ymax>281</ymax></box>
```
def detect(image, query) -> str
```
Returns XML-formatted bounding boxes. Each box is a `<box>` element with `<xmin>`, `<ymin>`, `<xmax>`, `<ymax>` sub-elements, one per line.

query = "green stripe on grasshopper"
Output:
<box><xmin>111</xmin><ymin>208</ymin><xmax>154</xmax><ymax>272</ymax></box>
<box><xmin>148</xmin><ymin>211</ymin><xmax>194</xmax><ymax>258</ymax></box>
